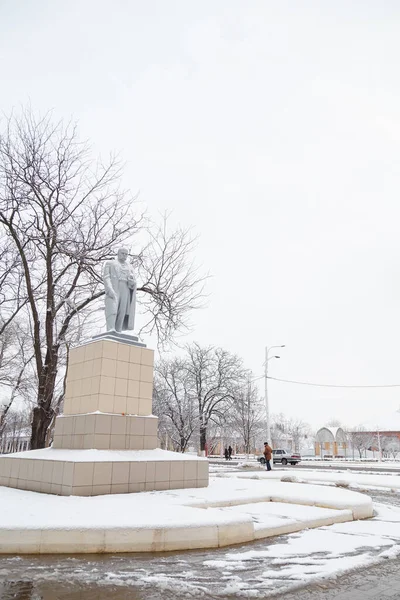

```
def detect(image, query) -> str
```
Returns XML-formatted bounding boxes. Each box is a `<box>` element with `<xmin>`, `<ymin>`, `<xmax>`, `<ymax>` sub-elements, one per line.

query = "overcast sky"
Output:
<box><xmin>2</xmin><ymin>0</ymin><xmax>400</xmax><ymax>429</ymax></box>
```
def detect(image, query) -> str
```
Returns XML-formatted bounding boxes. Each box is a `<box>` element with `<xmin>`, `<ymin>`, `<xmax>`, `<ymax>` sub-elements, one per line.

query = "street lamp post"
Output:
<box><xmin>264</xmin><ymin>345</ymin><xmax>285</xmax><ymax>446</ymax></box>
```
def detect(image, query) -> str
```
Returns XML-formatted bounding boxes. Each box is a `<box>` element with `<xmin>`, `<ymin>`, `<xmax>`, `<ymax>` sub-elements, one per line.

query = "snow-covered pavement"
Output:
<box><xmin>1</xmin><ymin>499</ymin><xmax>400</xmax><ymax>598</ymax></box>
<box><xmin>0</xmin><ymin>475</ymin><xmax>371</xmax><ymax>553</ymax></box>
<box><xmin>3</xmin><ymin>467</ymin><xmax>400</xmax><ymax>598</ymax></box>
<box><xmin>201</xmin><ymin>503</ymin><xmax>400</xmax><ymax>597</ymax></box>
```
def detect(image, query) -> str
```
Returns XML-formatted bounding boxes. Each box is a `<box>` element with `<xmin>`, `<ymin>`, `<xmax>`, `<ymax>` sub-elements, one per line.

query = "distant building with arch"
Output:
<box><xmin>315</xmin><ymin>411</ymin><xmax>400</xmax><ymax>459</ymax></box>
<box><xmin>315</xmin><ymin>426</ymin><xmax>348</xmax><ymax>458</ymax></box>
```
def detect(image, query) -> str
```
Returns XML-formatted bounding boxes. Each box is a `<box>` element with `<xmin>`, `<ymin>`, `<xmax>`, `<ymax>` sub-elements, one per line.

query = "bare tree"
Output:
<box><xmin>326</xmin><ymin>419</ymin><xmax>343</xmax><ymax>427</ymax></box>
<box><xmin>379</xmin><ymin>435</ymin><xmax>400</xmax><ymax>459</ymax></box>
<box><xmin>203</xmin><ymin>419</ymin><xmax>224</xmax><ymax>455</ymax></box>
<box><xmin>289</xmin><ymin>419</ymin><xmax>311</xmax><ymax>452</ymax></box>
<box><xmin>229</xmin><ymin>374</ymin><xmax>264</xmax><ymax>456</ymax></box>
<box><xmin>185</xmin><ymin>343</ymin><xmax>246</xmax><ymax>452</ymax></box>
<box><xmin>271</xmin><ymin>413</ymin><xmax>311</xmax><ymax>452</ymax></box>
<box><xmin>153</xmin><ymin>357</ymin><xmax>198</xmax><ymax>453</ymax></box>
<box><xmin>137</xmin><ymin>216</ymin><xmax>207</xmax><ymax>345</ymax></box>
<box><xmin>347</xmin><ymin>427</ymin><xmax>374</xmax><ymax>459</ymax></box>
<box><xmin>0</xmin><ymin>320</ymin><xmax>33</xmax><ymax>438</ymax></box>
<box><xmin>0</xmin><ymin>241</ymin><xmax>29</xmax><ymax>335</ymax></box>
<box><xmin>0</xmin><ymin>110</ymin><xmax>206</xmax><ymax>449</ymax></box>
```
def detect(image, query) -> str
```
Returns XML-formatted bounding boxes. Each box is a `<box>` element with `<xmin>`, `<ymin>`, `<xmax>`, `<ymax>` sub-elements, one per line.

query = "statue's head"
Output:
<box><xmin>117</xmin><ymin>247</ymin><xmax>129</xmax><ymax>263</ymax></box>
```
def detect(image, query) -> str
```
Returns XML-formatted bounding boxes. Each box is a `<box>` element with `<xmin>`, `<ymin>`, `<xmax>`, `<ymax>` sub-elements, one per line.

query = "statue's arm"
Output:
<box><xmin>103</xmin><ymin>262</ymin><xmax>116</xmax><ymax>298</ymax></box>
<box><xmin>128</xmin><ymin>266</ymin><xmax>137</xmax><ymax>290</ymax></box>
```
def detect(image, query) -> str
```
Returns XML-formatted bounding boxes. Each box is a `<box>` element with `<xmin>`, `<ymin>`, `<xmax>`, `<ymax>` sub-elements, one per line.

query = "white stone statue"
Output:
<box><xmin>103</xmin><ymin>248</ymin><xmax>137</xmax><ymax>332</ymax></box>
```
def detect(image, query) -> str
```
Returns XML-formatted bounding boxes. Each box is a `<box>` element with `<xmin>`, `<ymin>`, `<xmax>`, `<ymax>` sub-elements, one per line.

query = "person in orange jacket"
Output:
<box><xmin>263</xmin><ymin>442</ymin><xmax>272</xmax><ymax>471</ymax></box>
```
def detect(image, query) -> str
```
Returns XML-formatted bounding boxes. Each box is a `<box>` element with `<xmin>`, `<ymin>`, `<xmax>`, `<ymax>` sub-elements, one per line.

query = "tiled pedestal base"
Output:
<box><xmin>0</xmin><ymin>337</ymin><xmax>209</xmax><ymax>496</ymax></box>
<box><xmin>63</xmin><ymin>338</ymin><xmax>154</xmax><ymax>416</ymax></box>
<box><xmin>0</xmin><ymin>449</ymin><xmax>209</xmax><ymax>496</ymax></box>
<box><xmin>52</xmin><ymin>414</ymin><xmax>158</xmax><ymax>450</ymax></box>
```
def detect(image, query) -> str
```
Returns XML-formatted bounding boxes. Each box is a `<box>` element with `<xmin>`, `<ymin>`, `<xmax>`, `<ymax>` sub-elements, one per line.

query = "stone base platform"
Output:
<box><xmin>92</xmin><ymin>331</ymin><xmax>146</xmax><ymax>347</ymax></box>
<box><xmin>0</xmin><ymin>448</ymin><xmax>209</xmax><ymax>496</ymax></box>
<box><xmin>0</xmin><ymin>337</ymin><xmax>211</xmax><ymax>499</ymax></box>
<box><xmin>0</xmin><ymin>477</ymin><xmax>373</xmax><ymax>554</ymax></box>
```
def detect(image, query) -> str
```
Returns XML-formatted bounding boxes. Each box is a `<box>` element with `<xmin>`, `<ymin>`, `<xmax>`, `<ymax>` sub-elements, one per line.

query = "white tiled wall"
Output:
<box><xmin>53</xmin><ymin>414</ymin><xmax>158</xmax><ymax>450</ymax></box>
<box><xmin>0</xmin><ymin>456</ymin><xmax>209</xmax><ymax>496</ymax></box>
<box><xmin>64</xmin><ymin>341</ymin><xmax>154</xmax><ymax>416</ymax></box>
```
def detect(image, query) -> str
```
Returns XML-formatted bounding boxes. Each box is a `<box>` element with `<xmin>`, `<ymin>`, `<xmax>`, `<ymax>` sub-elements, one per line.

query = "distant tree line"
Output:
<box><xmin>153</xmin><ymin>342</ymin><xmax>265</xmax><ymax>454</ymax></box>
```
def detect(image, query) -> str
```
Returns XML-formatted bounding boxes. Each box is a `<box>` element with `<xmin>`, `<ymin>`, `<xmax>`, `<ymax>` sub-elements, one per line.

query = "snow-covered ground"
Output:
<box><xmin>201</xmin><ymin>503</ymin><xmax>400</xmax><ymax>597</ymax></box>
<box><xmin>2</xmin><ymin>466</ymin><xmax>400</xmax><ymax>598</ymax></box>
<box><xmin>0</xmin><ymin>474</ymin><xmax>370</xmax><ymax>553</ymax></box>
<box><xmin>1</xmin><ymin>500</ymin><xmax>400</xmax><ymax>598</ymax></box>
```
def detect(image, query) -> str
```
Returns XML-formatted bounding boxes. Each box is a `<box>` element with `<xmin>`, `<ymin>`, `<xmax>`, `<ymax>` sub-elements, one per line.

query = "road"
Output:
<box><xmin>293</xmin><ymin>462</ymin><xmax>400</xmax><ymax>474</ymax></box>
<box><xmin>211</xmin><ymin>458</ymin><xmax>400</xmax><ymax>474</ymax></box>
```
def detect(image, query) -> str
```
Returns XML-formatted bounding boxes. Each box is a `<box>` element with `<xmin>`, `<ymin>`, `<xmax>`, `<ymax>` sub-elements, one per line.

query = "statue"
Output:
<box><xmin>103</xmin><ymin>248</ymin><xmax>137</xmax><ymax>332</ymax></box>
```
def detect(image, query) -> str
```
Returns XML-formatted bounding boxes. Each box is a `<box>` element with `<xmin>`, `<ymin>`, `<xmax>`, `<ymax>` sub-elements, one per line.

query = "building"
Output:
<box><xmin>361</xmin><ymin>410</ymin><xmax>400</xmax><ymax>442</ymax></box>
<box><xmin>315</xmin><ymin>426</ymin><xmax>348</xmax><ymax>458</ymax></box>
<box><xmin>353</xmin><ymin>410</ymin><xmax>400</xmax><ymax>458</ymax></box>
<box><xmin>0</xmin><ymin>427</ymin><xmax>31</xmax><ymax>454</ymax></box>
<box><xmin>316</xmin><ymin>411</ymin><xmax>400</xmax><ymax>460</ymax></box>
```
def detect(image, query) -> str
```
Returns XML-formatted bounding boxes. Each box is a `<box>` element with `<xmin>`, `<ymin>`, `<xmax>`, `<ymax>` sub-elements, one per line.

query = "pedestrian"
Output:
<box><xmin>263</xmin><ymin>441</ymin><xmax>272</xmax><ymax>471</ymax></box>
<box><xmin>224</xmin><ymin>447</ymin><xmax>229</xmax><ymax>460</ymax></box>
<box><xmin>228</xmin><ymin>445</ymin><xmax>233</xmax><ymax>460</ymax></box>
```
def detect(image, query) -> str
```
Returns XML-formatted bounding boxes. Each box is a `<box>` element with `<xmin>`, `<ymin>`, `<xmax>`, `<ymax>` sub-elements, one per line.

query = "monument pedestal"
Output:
<box><xmin>0</xmin><ymin>338</ymin><xmax>209</xmax><ymax>496</ymax></box>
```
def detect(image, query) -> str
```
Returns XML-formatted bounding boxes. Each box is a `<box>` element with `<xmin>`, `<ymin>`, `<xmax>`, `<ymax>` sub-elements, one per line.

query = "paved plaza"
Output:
<box><xmin>2</xmin><ymin>559</ymin><xmax>400</xmax><ymax>600</ymax></box>
<box><xmin>1</xmin><ymin>472</ymin><xmax>400</xmax><ymax>598</ymax></box>
<box><xmin>273</xmin><ymin>558</ymin><xmax>400</xmax><ymax>599</ymax></box>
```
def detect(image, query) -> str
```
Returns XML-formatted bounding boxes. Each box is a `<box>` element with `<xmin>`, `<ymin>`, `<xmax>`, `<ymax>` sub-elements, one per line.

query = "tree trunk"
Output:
<box><xmin>30</xmin><ymin>358</ymin><xmax>58</xmax><ymax>449</ymax></box>
<box><xmin>30</xmin><ymin>405</ymin><xmax>52</xmax><ymax>450</ymax></box>
<box><xmin>200</xmin><ymin>426</ymin><xmax>207</xmax><ymax>452</ymax></box>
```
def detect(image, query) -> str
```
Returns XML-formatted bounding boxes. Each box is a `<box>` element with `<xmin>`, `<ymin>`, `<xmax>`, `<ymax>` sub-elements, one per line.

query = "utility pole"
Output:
<box><xmin>245</xmin><ymin>372</ymin><xmax>251</xmax><ymax>459</ymax></box>
<box><xmin>264</xmin><ymin>345</ymin><xmax>285</xmax><ymax>448</ymax></box>
<box><xmin>265</xmin><ymin>347</ymin><xmax>271</xmax><ymax>445</ymax></box>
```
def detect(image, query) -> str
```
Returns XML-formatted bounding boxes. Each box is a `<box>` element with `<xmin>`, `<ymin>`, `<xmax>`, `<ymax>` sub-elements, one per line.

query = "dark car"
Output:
<box><xmin>258</xmin><ymin>449</ymin><xmax>301</xmax><ymax>466</ymax></box>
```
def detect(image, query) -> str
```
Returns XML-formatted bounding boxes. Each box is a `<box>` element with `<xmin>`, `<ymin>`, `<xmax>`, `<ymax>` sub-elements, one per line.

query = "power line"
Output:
<box><xmin>234</xmin><ymin>374</ymin><xmax>265</xmax><ymax>393</ymax></box>
<box><xmin>267</xmin><ymin>376</ymin><xmax>400</xmax><ymax>389</ymax></box>
<box><xmin>251</xmin><ymin>375</ymin><xmax>264</xmax><ymax>383</ymax></box>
